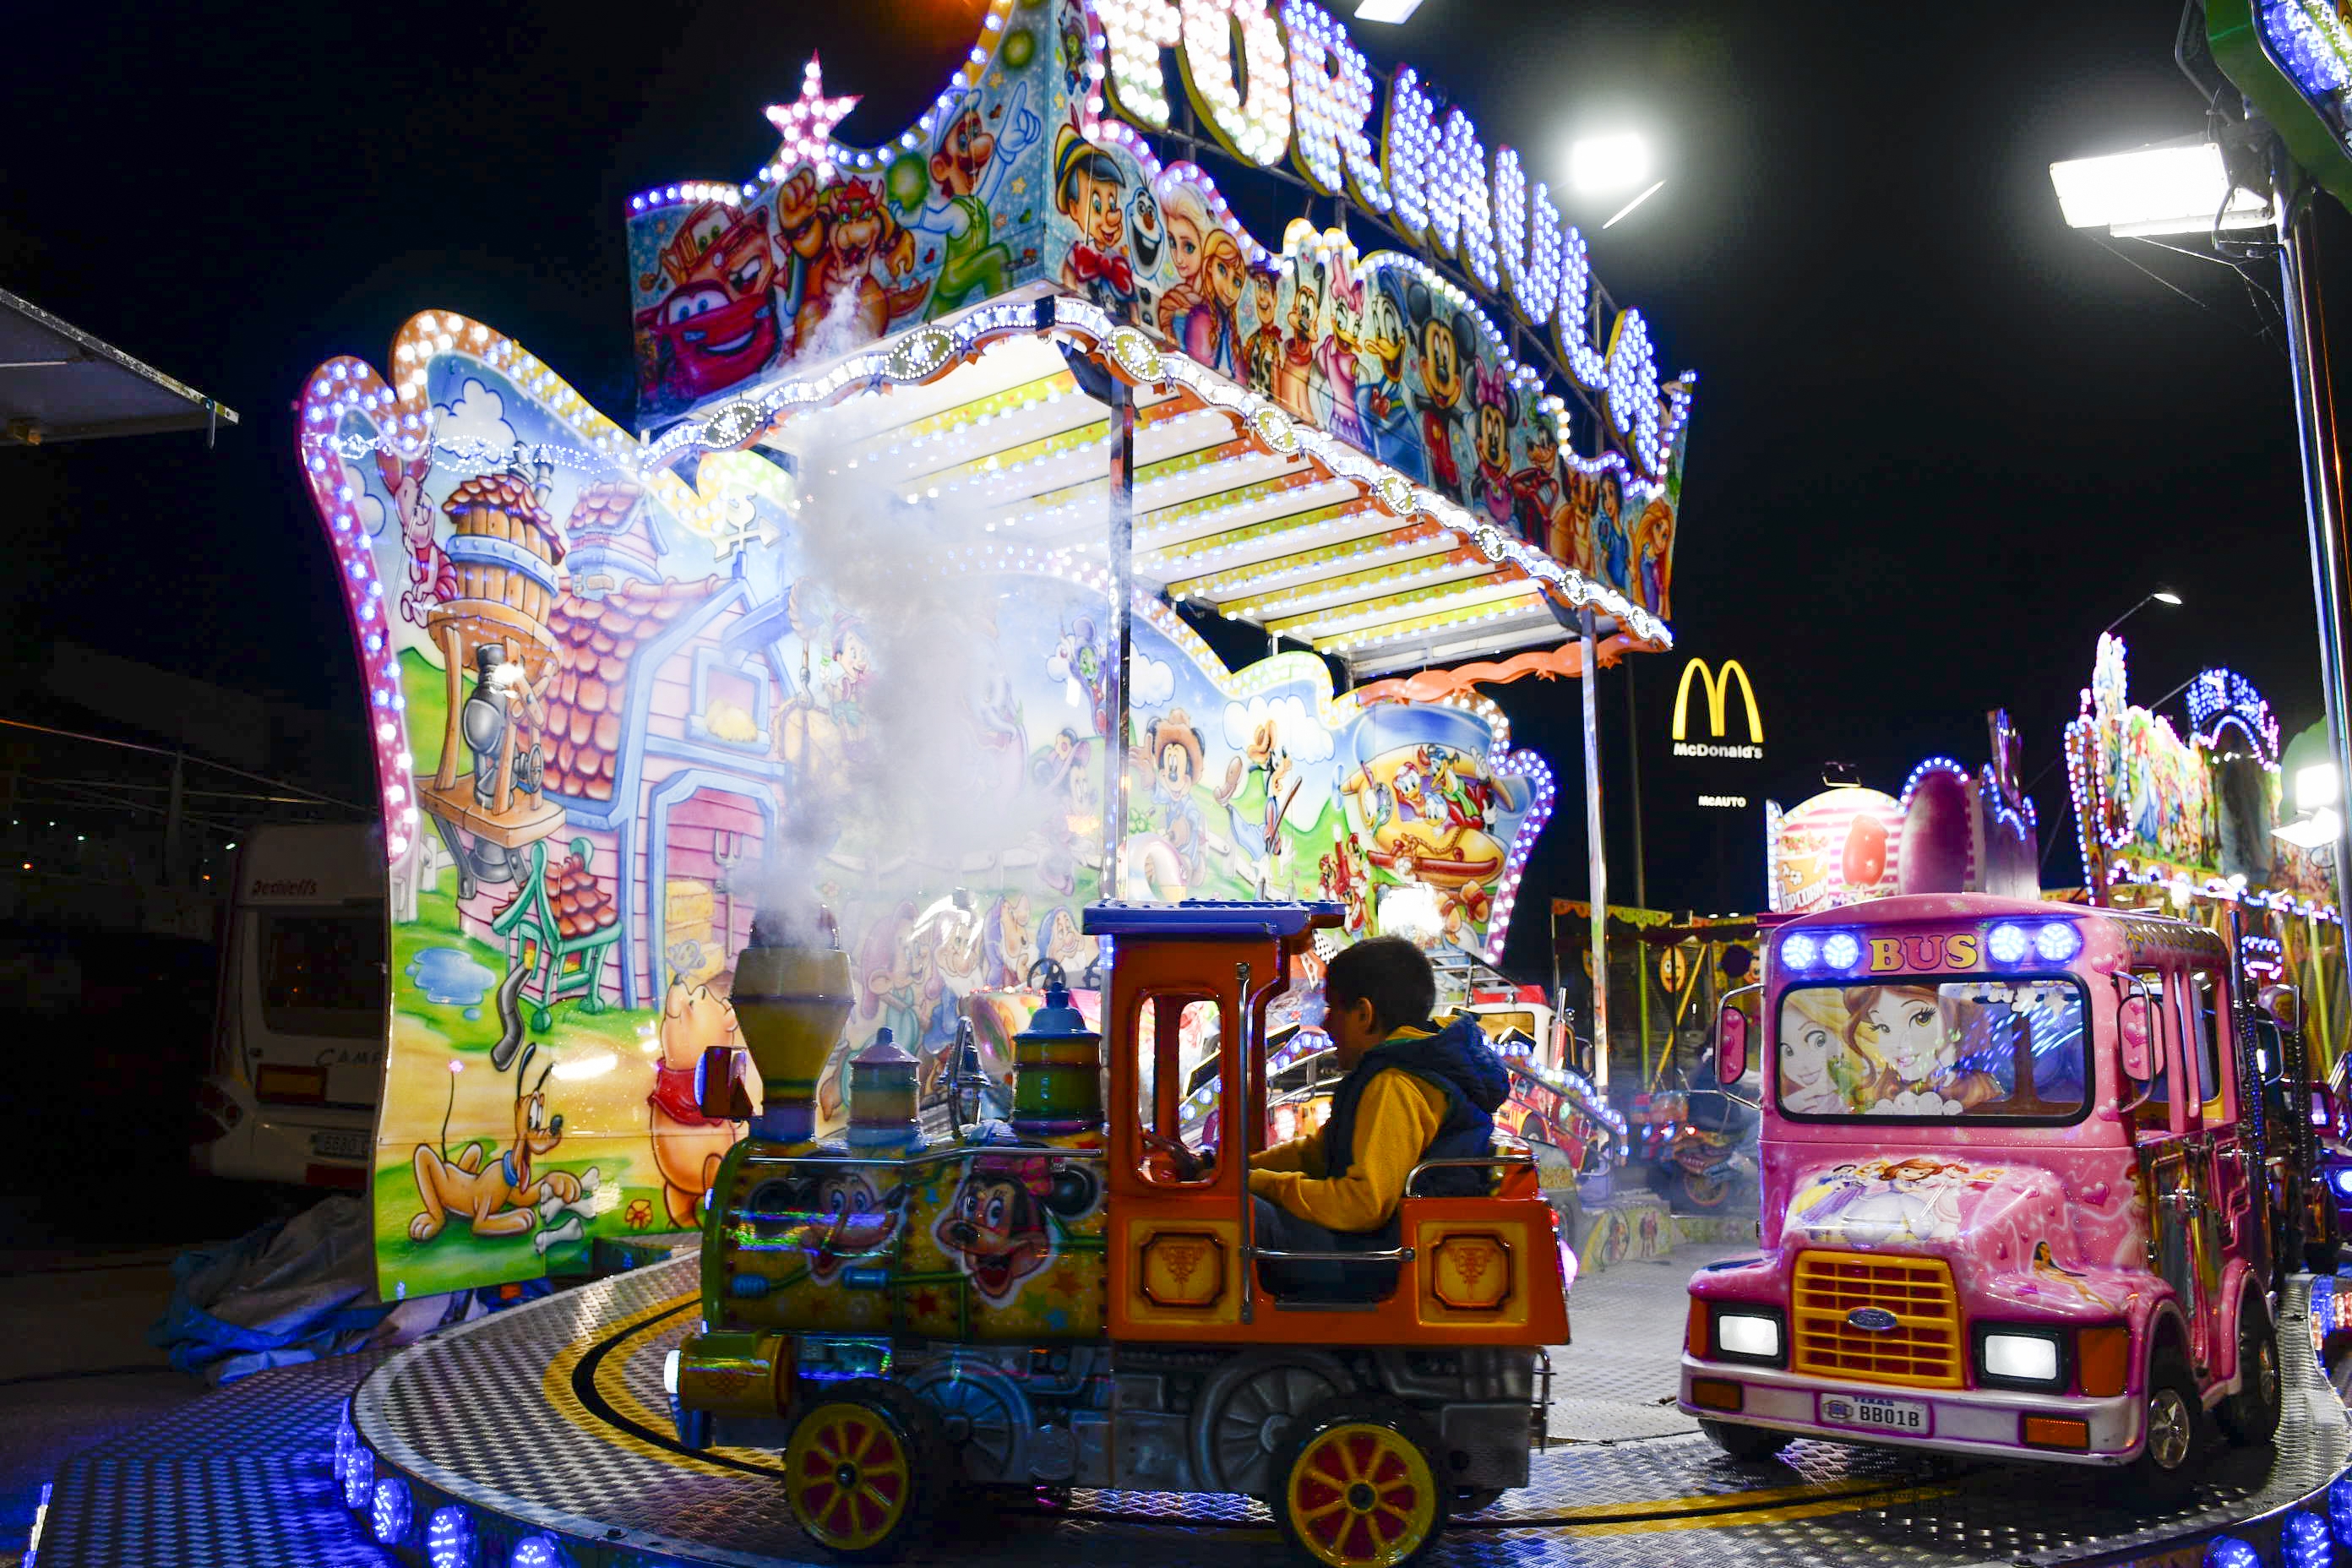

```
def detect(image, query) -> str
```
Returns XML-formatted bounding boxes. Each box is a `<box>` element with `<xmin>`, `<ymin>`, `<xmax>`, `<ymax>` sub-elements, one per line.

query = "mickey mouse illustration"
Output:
<box><xmin>934</xmin><ymin>1154</ymin><xmax>1101</xmax><ymax>1305</ymax></box>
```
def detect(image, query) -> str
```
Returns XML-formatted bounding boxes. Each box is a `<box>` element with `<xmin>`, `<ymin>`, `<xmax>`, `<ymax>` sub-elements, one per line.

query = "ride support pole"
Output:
<box><xmin>1582</xmin><ymin>607</ymin><xmax>1609</xmax><ymax>1087</ymax></box>
<box><xmin>1104</xmin><ymin>378</ymin><xmax>1134</xmax><ymax>895</ymax></box>
<box><xmin>2277</xmin><ymin>176</ymin><xmax>2352</xmax><ymax>902</ymax></box>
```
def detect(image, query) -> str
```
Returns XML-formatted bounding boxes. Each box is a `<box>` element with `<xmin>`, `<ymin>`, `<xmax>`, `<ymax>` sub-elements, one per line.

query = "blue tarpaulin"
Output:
<box><xmin>146</xmin><ymin>1195</ymin><xmax>549</xmax><ymax>1384</ymax></box>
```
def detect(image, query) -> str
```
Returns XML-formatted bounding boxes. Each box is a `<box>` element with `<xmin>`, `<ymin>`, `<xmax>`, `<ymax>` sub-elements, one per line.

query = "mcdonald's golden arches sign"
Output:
<box><xmin>1670</xmin><ymin>658</ymin><xmax>1763</xmax><ymax>760</ymax></box>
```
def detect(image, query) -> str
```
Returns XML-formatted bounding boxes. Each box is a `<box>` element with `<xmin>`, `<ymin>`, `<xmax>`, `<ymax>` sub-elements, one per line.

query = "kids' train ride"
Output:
<box><xmin>668</xmin><ymin>901</ymin><xmax>1570</xmax><ymax>1565</ymax></box>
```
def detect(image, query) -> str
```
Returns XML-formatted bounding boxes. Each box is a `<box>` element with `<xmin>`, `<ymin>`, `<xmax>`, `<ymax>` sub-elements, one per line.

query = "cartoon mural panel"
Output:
<box><xmin>305</xmin><ymin>330</ymin><xmax>1554</xmax><ymax>1297</ymax></box>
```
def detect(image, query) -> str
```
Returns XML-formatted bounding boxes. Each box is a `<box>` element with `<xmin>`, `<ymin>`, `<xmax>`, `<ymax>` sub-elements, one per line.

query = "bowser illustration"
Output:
<box><xmin>670</xmin><ymin>901</ymin><xmax>1568</xmax><ymax>1566</ymax></box>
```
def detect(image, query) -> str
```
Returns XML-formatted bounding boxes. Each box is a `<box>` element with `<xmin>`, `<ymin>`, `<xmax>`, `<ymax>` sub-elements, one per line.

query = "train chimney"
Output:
<box><xmin>729</xmin><ymin>906</ymin><xmax>852</xmax><ymax>1145</ymax></box>
<box><xmin>1009</xmin><ymin>970</ymin><xmax>1102</xmax><ymax>1140</ymax></box>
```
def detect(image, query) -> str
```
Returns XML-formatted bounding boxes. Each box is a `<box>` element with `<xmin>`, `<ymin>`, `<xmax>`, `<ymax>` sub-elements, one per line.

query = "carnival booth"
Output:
<box><xmin>27</xmin><ymin>6</ymin><xmax>2332</xmax><ymax>1568</ymax></box>
<box><xmin>290</xmin><ymin>0</ymin><xmax>1686</xmax><ymax>1305</ymax></box>
<box><xmin>2063</xmin><ymin>634</ymin><xmax>2345</xmax><ymax>1065</ymax></box>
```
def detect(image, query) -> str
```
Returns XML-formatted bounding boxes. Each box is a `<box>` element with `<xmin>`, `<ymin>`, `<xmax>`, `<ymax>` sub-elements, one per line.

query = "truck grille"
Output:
<box><xmin>1792</xmin><ymin>1251</ymin><xmax>1963</xmax><ymax>1389</ymax></box>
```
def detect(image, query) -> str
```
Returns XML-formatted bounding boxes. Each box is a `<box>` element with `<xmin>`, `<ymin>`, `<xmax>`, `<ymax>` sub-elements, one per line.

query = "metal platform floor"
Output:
<box><xmin>27</xmin><ymin>1255</ymin><xmax>2352</xmax><ymax>1566</ymax></box>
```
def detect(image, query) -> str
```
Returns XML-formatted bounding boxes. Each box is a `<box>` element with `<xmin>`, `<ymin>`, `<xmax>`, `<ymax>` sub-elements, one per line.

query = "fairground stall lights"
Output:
<box><xmin>302</xmin><ymin>242</ymin><xmax>1666</xmax><ymax>869</ymax></box>
<box><xmin>631</xmin><ymin>0</ymin><xmax>1694</xmax><ymax>481</ymax></box>
<box><xmin>632</xmin><ymin>303</ymin><xmax>1673</xmax><ymax>644</ymax></box>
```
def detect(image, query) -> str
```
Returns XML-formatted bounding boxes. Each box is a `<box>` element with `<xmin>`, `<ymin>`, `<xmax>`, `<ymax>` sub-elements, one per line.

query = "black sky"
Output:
<box><xmin>0</xmin><ymin>0</ymin><xmax>2339</xmax><ymax>980</ymax></box>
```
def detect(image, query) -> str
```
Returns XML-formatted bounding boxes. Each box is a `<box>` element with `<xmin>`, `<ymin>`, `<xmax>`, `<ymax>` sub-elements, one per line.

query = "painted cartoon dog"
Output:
<box><xmin>408</xmin><ymin>1049</ymin><xmax>580</xmax><ymax>1241</ymax></box>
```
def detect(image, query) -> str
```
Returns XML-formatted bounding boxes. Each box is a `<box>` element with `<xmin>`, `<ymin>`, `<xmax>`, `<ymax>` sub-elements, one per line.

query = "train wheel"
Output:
<box><xmin>783</xmin><ymin>1382</ymin><xmax>944</xmax><ymax>1561</ymax></box>
<box><xmin>1275</xmin><ymin>1396</ymin><xmax>1445</xmax><ymax>1568</ymax></box>
<box><xmin>2218</xmin><ymin>1288</ymin><xmax>2283</xmax><ymax>1448</ymax></box>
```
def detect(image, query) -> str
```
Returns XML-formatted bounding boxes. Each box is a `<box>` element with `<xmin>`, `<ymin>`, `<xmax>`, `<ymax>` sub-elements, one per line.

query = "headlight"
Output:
<box><xmin>1715</xmin><ymin>1310</ymin><xmax>1783</xmax><ymax>1362</ymax></box>
<box><xmin>663</xmin><ymin>1349</ymin><xmax>681</xmax><ymax>1396</ymax></box>
<box><xmin>1979</xmin><ymin>1329</ymin><xmax>2063</xmax><ymax>1386</ymax></box>
<box><xmin>2331</xmin><ymin>1169</ymin><xmax>2352</xmax><ymax>1197</ymax></box>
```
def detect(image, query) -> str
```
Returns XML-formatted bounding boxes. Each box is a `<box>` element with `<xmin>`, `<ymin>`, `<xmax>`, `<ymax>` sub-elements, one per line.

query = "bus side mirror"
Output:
<box><xmin>1717</xmin><ymin>1004</ymin><xmax>1748</xmax><ymax>1086</ymax></box>
<box><xmin>2118</xmin><ymin>995</ymin><xmax>2154</xmax><ymax>1081</ymax></box>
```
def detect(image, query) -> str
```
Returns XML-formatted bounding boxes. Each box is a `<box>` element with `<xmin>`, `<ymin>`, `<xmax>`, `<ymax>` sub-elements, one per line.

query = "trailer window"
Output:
<box><xmin>1776</xmin><ymin>976</ymin><xmax>2087</xmax><ymax>1123</ymax></box>
<box><xmin>259</xmin><ymin>913</ymin><xmax>384</xmax><ymax>1039</ymax></box>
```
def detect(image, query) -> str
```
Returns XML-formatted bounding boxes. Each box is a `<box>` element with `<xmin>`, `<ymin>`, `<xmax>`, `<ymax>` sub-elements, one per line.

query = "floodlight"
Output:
<box><xmin>1570</xmin><ymin>133</ymin><xmax>1651</xmax><ymax>197</ymax></box>
<box><xmin>2298</xmin><ymin>763</ymin><xmax>2341</xmax><ymax>811</ymax></box>
<box><xmin>2153</xmin><ymin>589</ymin><xmax>2183</xmax><ymax>605</ymax></box>
<box><xmin>2274</xmin><ymin>807</ymin><xmax>2340</xmax><ymax>848</ymax></box>
<box><xmin>1353</xmin><ymin>0</ymin><xmax>1424</xmax><ymax>22</ymax></box>
<box><xmin>2048</xmin><ymin>140</ymin><xmax>2270</xmax><ymax>237</ymax></box>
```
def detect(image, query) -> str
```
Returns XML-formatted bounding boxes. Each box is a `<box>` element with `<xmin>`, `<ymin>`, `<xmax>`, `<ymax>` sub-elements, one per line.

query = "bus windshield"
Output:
<box><xmin>1777</xmin><ymin>976</ymin><xmax>2088</xmax><ymax>1122</ymax></box>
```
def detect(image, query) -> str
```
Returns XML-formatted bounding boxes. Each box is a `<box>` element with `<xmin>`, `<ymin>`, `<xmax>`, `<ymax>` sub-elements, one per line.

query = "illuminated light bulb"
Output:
<box><xmin>1986</xmin><ymin>923</ymin><xmax>2028</xmax><ymax>964</ymax></box>
<box><xmin>1821</xmin><ymin>932</ymin><xmax>1862</xmax><ymax>972</ymax></box>
<box><xmin>2034</xmin><ymin>923</ymin><xmax>2082</xmax><ymax>963</ymax></box>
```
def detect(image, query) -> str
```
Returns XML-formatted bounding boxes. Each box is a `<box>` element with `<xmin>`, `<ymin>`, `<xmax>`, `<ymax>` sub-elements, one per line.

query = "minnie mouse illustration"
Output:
<box><xmin>934</xmin><ymin>1154</ymin><xmax>1102</xmax><ymax>1305</ymax></box>
<box><xmin>1467</xmin><ymin>362</ymin><xmax>1518</xmax><ymax>532</ymax></box>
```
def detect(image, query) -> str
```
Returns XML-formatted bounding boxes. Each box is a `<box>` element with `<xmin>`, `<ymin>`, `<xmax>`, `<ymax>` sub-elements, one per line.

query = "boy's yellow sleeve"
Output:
<box><xmin>1247</xmin><ymin>1072</ymin><xmax>1445</xmax><ymax>1233</ymax></box>
<box><xmin>1249</xmin><ymin>1135</ymin><xmax>1324</xmax><ymax>1178</ymax></box>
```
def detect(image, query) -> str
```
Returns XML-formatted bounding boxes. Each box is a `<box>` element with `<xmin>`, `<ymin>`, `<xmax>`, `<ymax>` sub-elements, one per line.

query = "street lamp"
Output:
<box><xmin>1570</xmin><ymin>133</ymin><xmax>1664</xmax><ymax>227</ymax></box>
<box><xmin>2051</xmin><ymin>116</ymin><xmax>2352</xmax><ymax>895</ymax></box>
<box><xmin>2099</xmin><ymin>589</ymin><xmax>2184</xmax><ymax>639</ymax></box>
<box><xmin>2049</xmin><ymin>138</ymin><xmax>2273</xmax><ymax>236</ymax></box>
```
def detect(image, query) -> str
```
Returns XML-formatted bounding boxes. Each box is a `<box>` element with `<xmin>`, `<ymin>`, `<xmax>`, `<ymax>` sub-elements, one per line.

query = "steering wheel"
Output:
<box><xmin>1026</xmin><ymin>957</ymin><xmax>1069</xmax><ymax>993</ymax></box>
<box><xmin>1138</xmin><ymin>1128</ymin><xmax>1206</xmax><ymax>1184</ymax></box>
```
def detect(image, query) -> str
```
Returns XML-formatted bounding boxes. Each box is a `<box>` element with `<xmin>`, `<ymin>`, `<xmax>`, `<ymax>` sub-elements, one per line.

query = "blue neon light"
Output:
<box><xmin>2204</xmin><ymin>1536</ymin><xmax>2261</xmax><ymax>1568</ymax></box>
<box><xmin>340</xmin><ymin>1449</ymin><xmax>373</xmax><ymax>1511</ymax></box>
<box><xmin>1821</xmin><ymin>932</ymin><xmax>1861</xmax><ymax>972</ymax></box>
<box><xmin>2033</xmin><ymin>922</ymin><xmax>2082</xmax><ymax>963</ymax></box>
<box><xmin>1986</xmin><ymin>923</ymin><xmax>2028</xmax><ymax>964</ymax></box>
<box><xmin>426</xmin><ymin>1505</ymin><xmax>478</xmax><ymax>1568</ymax></box>
<box><xmin>1781</xmin><ymin>933</ymin><xmax>1819</xmax><ymax>971</ymax></box>
<box><xmin>370</xmin><ymin>1476</ymin><xmax>413</xmax><ymax>1547</ymax></box>
<box><xmin>2284</xmin><ymin>1508</ymin><xmax>2335</xmax><ymax>1568</ymax></box>
<box><xmin>510</xmin><ymin>1535</ymin><xmax>567</xmax><ymax>1568</ymax></box>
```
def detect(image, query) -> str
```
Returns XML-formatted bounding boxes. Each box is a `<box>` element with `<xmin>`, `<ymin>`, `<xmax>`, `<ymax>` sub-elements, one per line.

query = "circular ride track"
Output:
<box><xmin>322</xmin><ymin>1258</ymin><xmax>2351</xmax><ymax>1568</ymax></box>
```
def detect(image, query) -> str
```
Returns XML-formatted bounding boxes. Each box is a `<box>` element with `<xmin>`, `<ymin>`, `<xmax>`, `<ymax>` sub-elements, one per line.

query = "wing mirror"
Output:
<box><xmin>1717</xmin><ymin>1003</ymin><xmax>1749</xmax><ymax>1086</ymax></box>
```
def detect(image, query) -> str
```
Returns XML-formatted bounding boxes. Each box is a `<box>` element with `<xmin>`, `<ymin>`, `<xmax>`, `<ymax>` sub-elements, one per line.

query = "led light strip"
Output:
<box><xmin>1277</xmin><ymin>572</ymin><xmax>1536</xmax><ymax>641</ymax></box>
<box><xmin>1209</xmin><ymin>539</ymin><xmax>1482</xmax><ymax>620</ymax></box>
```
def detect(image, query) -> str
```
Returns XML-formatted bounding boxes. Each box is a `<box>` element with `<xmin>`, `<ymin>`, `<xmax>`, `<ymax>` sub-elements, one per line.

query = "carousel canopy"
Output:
<box><xmin>723</xmin><ymin>299</ymin><xmax>1637</xmax><ymax>678</ymax></box>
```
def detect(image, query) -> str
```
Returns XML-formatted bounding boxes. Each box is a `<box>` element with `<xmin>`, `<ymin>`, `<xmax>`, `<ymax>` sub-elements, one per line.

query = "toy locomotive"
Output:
<box><xmin>668</xmin><ymin>900</ymin><xmax>1569</xmax><ymax>1565</ymax></box>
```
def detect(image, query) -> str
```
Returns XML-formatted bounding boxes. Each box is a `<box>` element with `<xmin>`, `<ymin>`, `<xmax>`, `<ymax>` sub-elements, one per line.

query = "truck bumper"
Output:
<box><xmin>1678</xmin><ymin>1355</ymin><xmax>2142</xmax><ymax>1466</ymax></box>
<box><xmin>193</xmin><ymin>1090</ymin><xmax>371</xmax><ymax>1187</ymax></box>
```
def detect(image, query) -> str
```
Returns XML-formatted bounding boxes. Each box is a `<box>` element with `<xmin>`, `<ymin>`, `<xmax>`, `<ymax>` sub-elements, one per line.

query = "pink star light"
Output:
<box><xmin>763</xmin><ymin>55</ymin><xmax>859</xmax><ymax>181</ymax></box>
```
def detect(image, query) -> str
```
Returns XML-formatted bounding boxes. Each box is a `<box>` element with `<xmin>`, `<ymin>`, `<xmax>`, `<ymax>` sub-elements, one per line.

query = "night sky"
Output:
<box><xmin>1</xmin><ymin>0</ymin><xmax>2338</xmax><ymax>981</ymax></box>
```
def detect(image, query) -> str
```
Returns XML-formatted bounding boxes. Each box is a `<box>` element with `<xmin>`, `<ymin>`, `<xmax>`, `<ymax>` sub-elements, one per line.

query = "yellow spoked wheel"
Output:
<box><xmin>783</xmin><ymin>1389</ymin><xmax>935</xmax><ymax>1561</ymax></box>
<box><xmin>1277</xmin><ymin>1402</ymin><xmax>1445</xmax><ymax>1568</ymax></box>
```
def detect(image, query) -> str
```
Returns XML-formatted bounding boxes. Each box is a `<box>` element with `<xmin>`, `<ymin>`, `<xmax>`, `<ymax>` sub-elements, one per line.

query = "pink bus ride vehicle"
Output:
<box><xmin>1680</xmin><ymin>894</ymin><xmax>2309</xmax><ymax>1504</ymax></box>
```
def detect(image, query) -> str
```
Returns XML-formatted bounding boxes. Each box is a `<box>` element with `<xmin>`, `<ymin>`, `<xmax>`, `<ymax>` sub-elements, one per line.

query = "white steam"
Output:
<box><xmin>753</xmin><ymin>399</ymin><xmax>1080</xmax><ymax>946</ymax></box>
